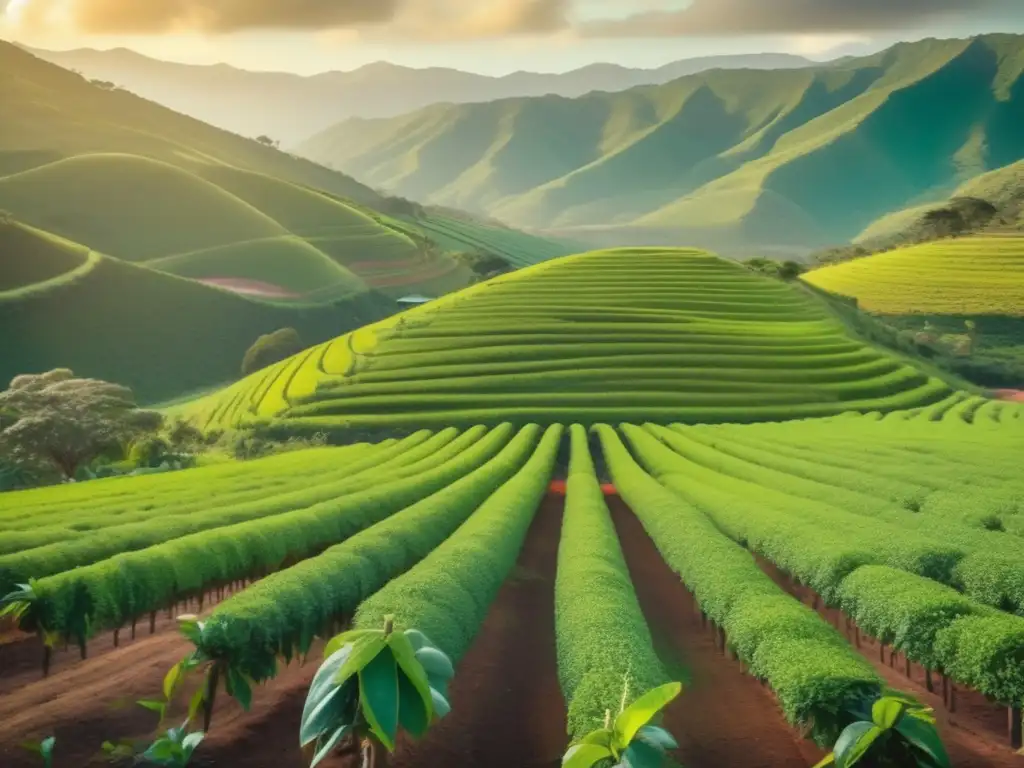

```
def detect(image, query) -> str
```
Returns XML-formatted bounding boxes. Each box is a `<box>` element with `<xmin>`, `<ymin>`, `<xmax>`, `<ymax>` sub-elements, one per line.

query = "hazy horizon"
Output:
<box><xmin>3</xmin><ymin>0</ymin><xmax>1023</xmax><ymax>77</ymax></box>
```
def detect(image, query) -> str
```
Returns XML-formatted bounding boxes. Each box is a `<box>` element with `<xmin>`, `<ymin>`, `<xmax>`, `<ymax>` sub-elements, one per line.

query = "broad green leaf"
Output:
<box><xmin>613</xmin><ymin>683</ymin><xmax>682</xmax><ymax>748</ymax></box>
<box><xmin>301</xmin><ymin>646</ymin><xmax>354</xmax><ymax>746</ymax></box>
<box><xmin>142</xmin><ymin>739</ymin><xmax>176</xmax><ymax>762</ymax></box>
<box><xmin>324</xmin><ymin>629</ymin><xmax>375</xmax><ymax>659</ymax></box>
<box><xmin>397</xmin><ymin>667</ymin><xmax>430</xmax><ymax>738</ymax></box>
<box><xmin>187</xmin><ymin>687</ymin><xmax>206</xmax><ymax>725</ymax></box>
<box><xmin>895</xmin><ymin>715</ymin><xmax>951</xmax><ymax>768</ymax></box>
<box><xmin>812</xmin><ymin>754</ymin><xmax>837</xmax><ymax>768</ymax></box>
<box><xmin>430</xmin><ymin>688</ymin><xmax>451</xmax><ymax>719</ymax></box>
<box><xmin>300</xmin><ymin>686</ymin><xmax>344</xmax><ymax>747</ymax></box>
<box><xmin>404</xmin><ymin>628</ymin><xmax>433</xmax><ymax>651</ymax></box>
<box><xmin>414</xmin><ymin>646</ymin><xmax>455</xmax><ymax>680</ymax></box>
<box><xmin>40</xmin><ymin>736</ymin><xmax>55</xmax><ymax>758</ymax></box>
<box><xmin>581</xmin><ymin>730</ymin><xmax>614</xmax><ymax>748</ymax></box>
<box><xmin>335</xmin><ymin>635</ymin><xmax>387</xmax><ymax>689</ymax></box>
<box><xmin>833</xmin><ymin>722</ymin><xmax>881</xmax><ymax>768</ymax></box>
<box><xmin>181</xmin><ymin>732</ymin><xmax>205</xmax><ymax>753</ymax></box>
<box><xmin>226</xmin><ymin>667</ymin><xmax>253</xmax><ymax>711</ymax></box>
<box><xmin>636</xmin><ymin>725</ymin><xmax>677</xmax><ymax>750</ymax></box>
<box><xmin>389</xmin><ymin>632</ymin><xmax>434</xmax><ymax>723</ymax></box>
<box><xmin>138</xmin><ymin>700</ymin><xmax>167</xmax><ymax>717</ymax></box>
<box><xmin>620</xmin><ymin>740</ymin><xmax>664</xmax><ymax>768</ymax></box>
<box><xmin>163</xmin><ymin>662</ymin><xmax>184</xmax><ymax>701</ymax></box>
<box><xmin>871</xmin><ymin>697</ymin><xmax>907</xmax><ymax>730</ymax></box>
<box><xmin>176</xmin><ymin>616</ymin><xmax>204</xmax><ymax>645</ymax></box>
<box><xmin>563</xmin><ymin>743</ymin><xmax>616</xmax><ymax>768</ymax></box>
<box><xmin>426</xmin><ymin>671</ymin><xmax>449</xmax><ymax>699</ymax></box>
<box><xmin>310</xmin><ymin>725</ymin><xmax>352</xmax><ymax>768</ymax></box>
<box><xmin>359</xmin><ymin>650</ymin><xmax>400</xmax><ymax>751</ymax></box>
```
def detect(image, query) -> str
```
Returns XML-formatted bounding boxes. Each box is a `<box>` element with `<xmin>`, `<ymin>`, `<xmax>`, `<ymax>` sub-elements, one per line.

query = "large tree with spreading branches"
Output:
<box><xmin>0</xmin><ymin>369</ymin><xmax>163</xmax><ymax>481</ymax></box>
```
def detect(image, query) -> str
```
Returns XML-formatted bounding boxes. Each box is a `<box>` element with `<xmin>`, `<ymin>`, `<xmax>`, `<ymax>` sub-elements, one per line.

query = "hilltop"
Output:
<box><xmin>180</xmin><ymin>248</ymin><xmax>952</xmax><ymax>436</ymax></box>
<box><xmin>298</xmin><ymin>34</ymin><xmax>1024</xmax><ymax>257</ymax></box>
<box><xmin>25</xmin><ymin>45</ymin><xmax>813</xmax><ymax>146</ymax></box>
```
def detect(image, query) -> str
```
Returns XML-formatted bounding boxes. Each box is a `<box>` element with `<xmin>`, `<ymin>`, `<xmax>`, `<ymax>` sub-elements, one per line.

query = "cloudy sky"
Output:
<box><xmin>2</xmin><ymin>0</ymin><xmax>1023</xmax><ymax>75</ymax></box>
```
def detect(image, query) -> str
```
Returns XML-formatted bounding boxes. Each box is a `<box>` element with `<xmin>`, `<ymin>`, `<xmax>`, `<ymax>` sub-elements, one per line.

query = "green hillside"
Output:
<box><xmin>0</xmin><ymin>223</ymin><xmax>394</xmax><ymax>402</ymax></box>
<box><xmin>180</xmin><ymin>248</ymin><xmax>952</xmax><ymax>436</ymax></box>
<box><xmin>0</xmin><ymin>218</ymin><xmax>89</xmax><ymax>291</ymax></box>
<box><xmin>299</xmin><ymin>34</ymin><xmax>1024</xmax><ymax>255</ymax></box>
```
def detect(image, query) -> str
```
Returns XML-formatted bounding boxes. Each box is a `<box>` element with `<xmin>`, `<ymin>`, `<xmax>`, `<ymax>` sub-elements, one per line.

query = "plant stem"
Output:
<box><xmin>203</xmin><ymin>664</ymin><xmax>221</xmax><ymax>732</ymax></box>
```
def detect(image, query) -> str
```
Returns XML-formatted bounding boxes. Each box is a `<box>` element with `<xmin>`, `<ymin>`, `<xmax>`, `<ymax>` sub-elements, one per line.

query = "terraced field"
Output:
<box><xmin>3</xmin><ymin>409</ymin><xmax>1023</xmax><ymax>768</ymax></box>
<box><xmin>179</xmin><ymin>247</ymin><xmax>952</xmax><ymax>434</ymax></box>
<box><xmin>804</xmin><ymin>236</ymin><xmax>1024</xmax><ymax>315</ymax></box>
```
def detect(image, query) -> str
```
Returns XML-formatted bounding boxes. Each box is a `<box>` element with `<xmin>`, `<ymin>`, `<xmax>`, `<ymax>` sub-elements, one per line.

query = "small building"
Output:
<box><xmin>396</xmin><ymin>294</ymin><xmax>433</xmax><ymax>306</ymax></box>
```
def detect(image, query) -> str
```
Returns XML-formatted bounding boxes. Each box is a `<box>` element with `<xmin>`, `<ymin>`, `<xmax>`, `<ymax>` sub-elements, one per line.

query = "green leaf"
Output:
<box><xmin>226</xmin><ymin>667</ymin><xmax>253</xmax><ymax>711</ymax></box>
<box><xmin>163</xmin><ymin>661</ymin><xmax>184</xmax><ymax>701</ymax></box>
<box><xmin>324</xmin><ymin>629</ymin><xmax>375</xmax><ymax>659</ymax></box>
<box><xmin>563</xmin><ymin>743</ymin><xmax>616</xmax><ymax>768</ymax></box>
<box><xmin>613</xmin><ymin>683</ymin><xmax>682</xmax><ymax>748</ymax></box>
<box><xmin>895</xmin><ymin>714</ymin><xmax>952</xmax><ymax>768</ymax></box>
<box><xmin>359</xmin><ymin>649</ymin><xmax>400</xmax><ymax>751</ymax></box>
<box><xmin>636</xmin><ymin>725</ymin><xmax>677</xmax><ymax>751</ymax></box>
<box><xmin>429</xmin><ymin>687</ymin><xmax>451</xmax><ymax>720</ymax></box>
<box><xmin>833</xmin><ymin>722</ymin><xmax>882</xmax><ymax>768</ymax></box>
<box><xmin>40</xmin><ymin>736</ymin><xmax>55</xmax><ymax>760</ymax></box>
<box><xmin>310</xmin><ymin>725</ymin><xmax>352</xmax><ymax>768</ymax></box>
<box><xmin>620</xmin><ymin>740</ymin><xmax>664</xmax><ymax>768</ymax></box>
<box><xmin>335</xmin><ymin>635</ymin><xmax>387</xmax><ymax>689</ymax></box>
<box><xmin>871</xmin><ymin>697</ymin><xmax>907</xmax><ymax>730</ymax></box>
<box><xmin>397</xmin><ymin>666</ymin><xmax>430</xmax><ymax>738</ymax></box>
<box><xmin>138</xmin><ymin>700</ymin><xmax>167</xmax><ymax>718</ymax></box>
<box><xmin>301</xmin><ymin>646</ymin><xmax>355</xmax><ymax>747</ymax></box>
<box><xmin>404</xmin><ymin>628</ymin><xmax>433</xmax><ymax>651</ymax></box>
<box><xmin>181</xmin><ymin>732</ymin><xmax>205</xmax><ymax>754</ymax></box>
<box><xmin>388</xmin><ymin>631</ymin><xmax>434</xmax><ymax>724</ymax></box>
<box><xmin>414</xmin><ymin>646</ymin><xmax>455</xmax><ymax>680</ymax></box>
<box><xmin>187</xmin><ymin>687</ymin><xmax>206</xmax><ymax>725</ymax></box>
<box><xmin>811</xmin><ymin>755</ymin><xmax>836</xmax><ymax>768</ymax></box>
<box><xmin>581</xmin><ymin>730</ymin><xmax>614</xmax><ymax>748</ymax></box>
<box><xmin>176</xmin><ymin>616</ymin><xmax>204</xmax><ymax>645</ymax></box>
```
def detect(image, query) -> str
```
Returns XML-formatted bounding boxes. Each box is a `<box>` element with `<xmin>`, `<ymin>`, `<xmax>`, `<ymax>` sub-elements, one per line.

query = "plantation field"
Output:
<box><xmin>178</xmin><ymin>247</ymin><xmax>954</xmax><ymax>434</ymax></box>
<box><xmin>803</xmin><ymin>236</ymin><xmax>1024</xmax><ymax>316</ymax></box>
<box><xmin>2</xmin><ymin>412</ymin><xmax>1023</xmax><ymax>768</ymax></box>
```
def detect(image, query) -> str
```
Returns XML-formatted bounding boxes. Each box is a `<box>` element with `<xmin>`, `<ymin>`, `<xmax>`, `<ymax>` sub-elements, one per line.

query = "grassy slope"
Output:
<box><xmin>299</xmin><ymin>35</ymin><xmax>1024</xmax><ymax>253</ymax></box>
<box><xmin>0</xmin><ymin>224</ymin><xmax>395</xmax><ymax>402</ymax></box>
<box><xmin>180</xmin><ymin>248</ymin><xmax>952</xmax><ymax>435</ymax></box>
<box><xmin>0</xmin><ymin>220</ymin><xmax>89</xmax><ymax>291</ymax></box>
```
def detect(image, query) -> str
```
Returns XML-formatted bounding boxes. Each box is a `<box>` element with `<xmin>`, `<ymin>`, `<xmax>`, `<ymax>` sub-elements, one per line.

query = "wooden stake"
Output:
<box><xmin>905</xmin><ymin>656</ymin><xmax>912</xmax><ymax>678</ymax></box>
<box><xmin>941</xmin><ymin>674</ymin><xmax>949</xmax><ymax>708</ymax></box>
<box><xmin>1009</xmin><ymin>706</ymin><xmax>1022</xmax><ymax>750</ymax></box>
<box><xmin>113</xmin><ymin>629</ymin><xmax>120</xmax><ymax>648</ymax></box>
<box><xmin>42</xmin><ymin>644</ymin><xmax>51</xmax><ymax>678</ymax></box>
<box><xmin>150</xmin><ymin>611</ymin><xmax>157</xmax><ymax>634</ymax></box>
<box><xmin>925</xmin><ymin>669</ymin><xmax>934</xmax><ymax>693</ymax></box>
<box><xmin>949</xmin><ymin>683</ymin><xmax>957</xmax><ymax>713</ymax></box>
<box><xmin>131</xmin><ymin>618</ymin><xmax>137</xmax><ymax>640</ymax></box>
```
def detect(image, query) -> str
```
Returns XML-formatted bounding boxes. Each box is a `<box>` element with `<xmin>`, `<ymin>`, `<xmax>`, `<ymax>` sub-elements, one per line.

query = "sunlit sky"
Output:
<box><xmin>3</xmin><ymin>0</ymin><xmax>1024</xmax><ymax>75</ymax></box>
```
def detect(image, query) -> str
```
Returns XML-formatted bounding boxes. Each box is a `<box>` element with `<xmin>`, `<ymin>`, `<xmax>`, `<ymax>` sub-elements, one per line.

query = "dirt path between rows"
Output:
<box><xmin>755</xmin><ymin>555</ymin><xmax>1023</xmax><ymax>768</ymax></box>
<box><xmin>389</xmin><ymin>494</ymin><xmax>568</xmax><ymax>768</ymax></box>
<box><xmin>609</xmin><ymin>497</ymin><xmax>825</xmax><ymax>768</ymax></box>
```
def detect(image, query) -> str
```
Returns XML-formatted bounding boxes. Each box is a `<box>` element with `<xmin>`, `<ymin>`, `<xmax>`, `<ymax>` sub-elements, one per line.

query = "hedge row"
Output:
<box><xmin>26</xmin><ymin>425</ymin><xmax>513</xmax><ymax>639</ymax></box>
<box><xmin>595</xmin><ymin>425</ymin><xmax>881</xmax><ymax>745</ymax></box>
<box><xmin>556</xmin><ymin>424</ymin><xmax>665</xmax><ymax>740</ymax></box>
<box><xmin>352</xmin><ymin>424</ymin><xmax>563</xmax><ymax>659</ymax></box>
<box><xmin>196</xmin><ymin>424</ymin><xmax>542</xmax><ymax>681</ymax></box>
<box><xmin>0</xmin><ymin>429</ymin><xmax>457</xmax><ymax>591</ymax></box>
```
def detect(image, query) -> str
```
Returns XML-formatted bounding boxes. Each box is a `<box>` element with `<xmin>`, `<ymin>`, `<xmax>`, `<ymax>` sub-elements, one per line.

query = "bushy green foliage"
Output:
<box><xmin>193</xmin><ymin>424</ymin><xmax>537</xmax><ymax>680</ymax></box>
<box><xmin>240</xmin><ymin>328</ymin><xmax>305</xmax><ymax>377</ymax></box>
<box><xmin>595</xmin><ymin>425</ymin><xmax>881</xmax><ymax>744</ymax></box>
<box><xmin>352</xmin><ymin>424</ymin><xmax>562</xmax><ymax>660</ymax></box>
<box><xmin>556</xmin><ymin>424</ymin><xmax>665</xmax><ymax>740</ymax></box>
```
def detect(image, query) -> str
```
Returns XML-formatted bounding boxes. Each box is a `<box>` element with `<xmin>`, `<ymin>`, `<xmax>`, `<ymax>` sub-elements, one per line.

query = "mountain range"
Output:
<box><xmin>297</xmin><ymin>34</ymin><xmax>1024</xmax><ymax>258</ymax></box>
<box><xmin>24</xmin><ymin>45</ymin><xmax>813</xmax><ymax>146</ymax></box>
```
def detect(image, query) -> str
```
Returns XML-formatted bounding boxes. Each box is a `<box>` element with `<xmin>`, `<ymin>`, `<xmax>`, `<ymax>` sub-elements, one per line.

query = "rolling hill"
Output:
<box><xmin>299</xmin><ymin>34</ymin><xmax>1024</xmax><ymax>257</ymax></box>
<box><xmin>803</xmin><ymin>235</ymin><xmax>1024</xmax><ymax>387</ymax></box>
<box><xmin>179</xmin><ymin>248</ymin><xmax>953</xmax><ymax>437</ymax></box>
<box><xmin>26</xmin><ymin>45</ymin><xmax>814</xmax><ymax>146</ymax></box>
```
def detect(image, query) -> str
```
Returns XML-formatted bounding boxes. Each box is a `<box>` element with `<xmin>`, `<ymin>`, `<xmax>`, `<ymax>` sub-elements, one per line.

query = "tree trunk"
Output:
<box><xmin>203</xmin><ymin>664</ymin><xmax>221</xmax><ymax>732</ymax></box>
<box><xmin>1009</xmin><ymin>705</ymin><xmax>1022</xmax><ymax>750</ymax></box>
<box><xmin>361</xmin><ymin>736</ymin><xmax>390</xmax><ymax>768</ymax></box>
<box><xmin>113</xmin><ymin>629</ymin><xmax>120</xmax><ymax>648</ymax></box>
<box><xmin>925</xmin><ymin>669</ymin><xmax>934</xmax><ymax>693</ymax></box>
<box><xmin>150</xmin><ymin>611</ymin><xmax>157</xmax><ymax>634</ymax></box>
<box><xmin>42</xmin><ymin>644</ymin><xmax>51</xmax><ymax>677</ymax></box>
<box><xmin>131</xmin><ymin>618</ymin><xmax>137</xmax><ymax>640</ymax></box>
<box><xmin>905</xmin><ymin>656</ymin><xmax>912</xmax><ymax>678</ymax></box>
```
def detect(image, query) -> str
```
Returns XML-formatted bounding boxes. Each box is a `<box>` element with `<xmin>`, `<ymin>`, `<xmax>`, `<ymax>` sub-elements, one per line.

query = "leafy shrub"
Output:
<box><xmin>240</xmin><ymin>328</ymin><xmax>305</xmax><ymax>377</ymax></box>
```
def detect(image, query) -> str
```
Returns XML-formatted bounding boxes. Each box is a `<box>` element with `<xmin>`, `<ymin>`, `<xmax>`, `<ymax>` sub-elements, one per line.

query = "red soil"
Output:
<box><xmin>608</xmin><ymin>497</ymin><xmax>826</xmax><ymax>768</ymax></box>
<box><xmin>548</xmin><ymin>480</ymin><xmax>617</xmax><ymax>496</ymax></box>
<box><xmin>195</xmin><ymin>277</ymin><xmax>304</xmax><ymax>299</ymax></box>
<box><xmin>755</xmin><ymin>555</ymin><xmax>1023</xmax><ymax>767</ymax></box>
<box><xmin>993</xmin><ymin>389</ymin><xmax>1024</xmax><ymax>402</ymax></box>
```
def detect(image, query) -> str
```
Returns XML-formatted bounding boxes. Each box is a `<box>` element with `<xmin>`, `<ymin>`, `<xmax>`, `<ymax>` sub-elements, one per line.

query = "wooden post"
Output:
<box><xmin>941</xmin><ymin>674</ymin><xmax>949</xmax><ymax>708</ymax></box>
<box><xmin>854</xmin><ymin>626</ymin><xmax>861</xmax><ymax>649</ymax></box>
<box><xmin>880</xmin><ymin>643</ymin><xmax>885</xmax><ymax>663</ymax></box>
<box><xmin>905</xmin><ymin>656</ymin><xmax>912</xmax><ymax>678</ymax></box>
<box><xmin>113</xmin><ymin>629</ymin><xmax>120</xmax><ymax>648</ymax></box>
<box><xmin>1009</xmin><ymin>706</ymin><xmax>1022</xmax><ymax>750</ymax></box>
<box><xmin>42</xmin><ymin>644</ymin><xmax>51</xmax><ymax>677</ymax></box>
<box><xmin>78</xmin><ymin>636</ymin><xmax>87</xmax><ymax>660</ymax></box>
<box><xmin>150</xmin><ymin>611</ymin><xmax>157</xmax><ymax>634</ymax></box>
<box><xmin>949</xmin><ymin>684</ymin><xmax>957</xmax><ymax>713</ymax></box>
<box><xmin>131</xmin><ymin>618</ymin><xmax>137</xmax><ymax>640</ymax></box>
<box><xmin>925</xmin><ymin>669</ymin><xmax>934</xmax><ymax>693</ymax></box>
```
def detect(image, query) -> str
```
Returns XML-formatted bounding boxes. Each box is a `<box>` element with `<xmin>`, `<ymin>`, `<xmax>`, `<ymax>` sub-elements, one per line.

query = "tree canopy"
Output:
<box><xmin>241</xmin><ymin>328</ymin><xmax>305</xmax><ymax>376</ymax></box>
<box><xmin>0</xmin><ymin>369</ymin><xmax>162</xmax><ymax>481</ymax></box>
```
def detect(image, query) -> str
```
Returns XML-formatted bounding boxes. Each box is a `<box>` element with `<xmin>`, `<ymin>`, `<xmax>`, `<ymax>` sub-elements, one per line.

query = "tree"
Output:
<box><xmin>241</xmin><ymin>328</ymin><xmax>305</xmax><ymax>376</ymax></box>
<box><xmin>255</xmin><ymin>135</ymin><xmax>280</xmax><ymax>148</ymax></box>
<box><xmin>778</xmin><ymin>260</ymin><xmax>805</xmax><ymax>280</ymax></box>
<box><xmin>0</xmin><ymin>369</ymin><xmax>162</xmax><ymax>481</ymax></box>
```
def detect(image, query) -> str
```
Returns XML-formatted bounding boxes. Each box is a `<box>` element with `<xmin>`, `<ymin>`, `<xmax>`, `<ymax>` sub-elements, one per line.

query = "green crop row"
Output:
<box><xmin>27</xmin><ymin>425</ymin><xmax>514</xmax><ymax>642</ymax></box>
<box><xmin>352</xmin><ymin>424</ymin><xmax>563</xmax><ymax>660</ymax></box>
<box><xmin>556</xmin><ymin>425</ymin><xmax>665</xmax><ymax>740</ymax></box>
<box><xmin>594</xmin><ymin>425</ymin><xmax>881</xmax><ymax>744</ymax></box>
<box><xmin>0</xmin><ymin>429</ymin><xmax>461</xmax><ymax>586</ymax></box>
<box><xmin>195</xmin><ymin>424</ymin><xmax>542</xmax><ymax>681</ymax></box>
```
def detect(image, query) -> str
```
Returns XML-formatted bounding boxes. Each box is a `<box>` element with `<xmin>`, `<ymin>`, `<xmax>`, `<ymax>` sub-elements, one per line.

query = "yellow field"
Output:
<box><xmin>803</xmin><ymin>236</ymin><xmax>1024</xmax><ymax>315</ymax></box>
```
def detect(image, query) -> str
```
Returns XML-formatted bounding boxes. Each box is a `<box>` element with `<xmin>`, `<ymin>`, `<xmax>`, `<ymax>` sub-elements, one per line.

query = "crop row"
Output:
<box><xmin>556</xmin><ymin>425</ymin><xmax>666</xmax><ymax>740</ymax></box>
<box><xmin>594</xmin><ymin>425</ymin><xmax>881</xmax><ymax>743</ymax></box>
<box><xmin>194</xmin><ymin>424</ymin><xmax>548</xmax><ymax>680</ymax></box>
<box><xmin>17</xmin><ymin>425</ymin><xmax>514</xmax><ymax>641</ymax></box>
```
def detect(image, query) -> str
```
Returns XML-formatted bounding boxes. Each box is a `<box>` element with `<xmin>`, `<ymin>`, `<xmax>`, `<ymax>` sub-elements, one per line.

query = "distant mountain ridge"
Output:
<box><xmin>296</xmin><ymin>34</ymin><xmax>1024</xmax><ymax>258</ymax></box>
<box><xmin>23</xmin><ymin>45</ymin><xmax>814</xmax><ymax>145</ymax></box>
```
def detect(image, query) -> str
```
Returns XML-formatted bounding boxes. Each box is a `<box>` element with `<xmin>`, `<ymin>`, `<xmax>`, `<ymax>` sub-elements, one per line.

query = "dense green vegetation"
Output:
<box><xmin>297</xmin><ymin>34</ymin><xmax>1024</xmax><ymax>255</ymax></box>
<box><xmin>179</xmin><ymin>247</ymin><xmax>952</xmax><ymax>435</ymax></box>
